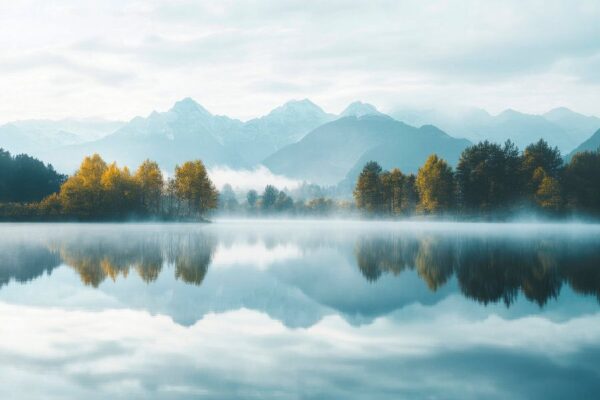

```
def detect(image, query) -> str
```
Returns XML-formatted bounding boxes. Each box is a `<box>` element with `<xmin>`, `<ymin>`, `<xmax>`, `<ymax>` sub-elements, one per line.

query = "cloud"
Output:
<box><xmin>0</xmin><ymin>52</ymin><xmax>134</xmax><ymax>86</ymax></box>
<box><xmin>1</xmin><ymin>0</ymin><xmax>600</xmax><ymax>121</ymax></box>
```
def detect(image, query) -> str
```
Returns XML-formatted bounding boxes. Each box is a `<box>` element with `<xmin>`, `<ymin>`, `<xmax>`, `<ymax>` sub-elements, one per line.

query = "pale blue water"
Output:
<box><xmin>1</xmin><ymin>220</ymin><xmax>599</xmax><ymax>399</ymax></box>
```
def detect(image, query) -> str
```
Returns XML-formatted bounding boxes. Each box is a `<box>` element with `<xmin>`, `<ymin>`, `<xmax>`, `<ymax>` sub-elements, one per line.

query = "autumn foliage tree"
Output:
<box><xmin>101</xmin><ymin>163</ymin><xmax>138</xmax><ymax>217</ymax></box>
<box><xmin>521</xmin><ymin>139</ymin><xmax>564</xmax><ymax>210</ymax></box>
<box><xmin>174</xmin><ymin>160</ymin><xmax>218</xmax><ymax>217</ymax></box>
<box><xmin>60</xmin><ymin>154</ymin><xmax>108</xmax><ymax>217</ymax></box>
<box><xmin>416</xmin><ymin>155</ymin><xmax>455</xmax><ymax>214</ymax></box>
<box><xmin>135</xmin><ymin>160</ymin><xmax>163</xmax><ymax>215</ymax></box>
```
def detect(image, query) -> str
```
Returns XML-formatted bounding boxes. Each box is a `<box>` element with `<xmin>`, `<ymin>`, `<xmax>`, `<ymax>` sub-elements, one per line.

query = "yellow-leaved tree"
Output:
<box><xmin>416</xmin><ymin>154</ymin><xmax>455</xmax><ymax>214</ymax></box>
<box><xmin>174</xmin><ymin>160</ymin><xmax>218</xmax><ymax>217</ymax></box>
<box><xmin>101</xmin><ymin>162</ymin><xmax>138</xmax><ymax>216</ymax></box>
<box><xmin>60</xmin><ymin>154</ymin><xmax>107</xmax><ymax>217</ymax></box>
<box><xmin>135</xmin><ymin>160</ymin><xmax>164</xmax><ymax>215</ymax></box>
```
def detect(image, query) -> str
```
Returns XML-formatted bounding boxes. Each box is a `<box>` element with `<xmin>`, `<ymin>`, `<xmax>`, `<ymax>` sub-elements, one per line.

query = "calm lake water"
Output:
<box><xmin>1</xmin><ymin>220</ymin><xmax>600</xmax><ymax>399</ymax></box>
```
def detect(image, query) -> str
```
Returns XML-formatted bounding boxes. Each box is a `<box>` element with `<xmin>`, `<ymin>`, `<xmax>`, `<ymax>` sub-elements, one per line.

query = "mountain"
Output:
<box><xmin>42</xmin><ymin>98</ymin><xmax>336</xmax><ymax>172</ymax></box>
<box><xmin>220</xmin><ymin>99</ymin><xmax>335</xmax><ymax>164</ymax></box>
<box><xmin>0</xmin><ymin>118</ymin><xmax>124</xmax><ymax>157</ymax></box>
<box><xmin>492</xmin><ymin>109</ymin><xmax>571</xmax><ymax>151</ymax></box>
<box><xmin>340</xmin><ymin>101</ymin><xmax>383</xmax><ymax>118</ymax></box>
<box><xmin>392</xmin><ymin>107</ymin><xmax>586</xmax><ymax>153</ymax></box>
<box><xmin>44</xmin><ymin>98</ymin><xmax>246</xmax><ymax>172</ymax></box>
<box><xmin>543</xmin><ymin>107</ymin><xmax>600</xmax><ymax>146</ymax></box>
<box><xmin>262</xmin><ymin>115</ymin><xmax>471</xmax><ymax>186</ymax></box>
<box><xmin>567</xmin><ymin>129</ymin><xmax>600</xmax><ymax>160</ymax></box>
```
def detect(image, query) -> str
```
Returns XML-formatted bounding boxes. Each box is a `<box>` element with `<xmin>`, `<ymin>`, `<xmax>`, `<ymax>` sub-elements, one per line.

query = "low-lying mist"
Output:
<box><xmin>208</xmin><ymin>166</ymin><xmax>302</xmax><ymax>192</ymax></box>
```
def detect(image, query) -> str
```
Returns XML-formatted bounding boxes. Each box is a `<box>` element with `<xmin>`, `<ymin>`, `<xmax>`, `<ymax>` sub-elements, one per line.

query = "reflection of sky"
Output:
<box><xmin>1</xmin><ymin>222</ymin><xmax>600</xmax><ymax>398</ymax></box>
<box><xmin>211</xmin><ymin>241</ymin><xmax>302</xmax><ymax>270</ymax></box>
<box><xmin>1</xmin><ymin>300</ymin><xmax>599</xmax><ymax>399</ymax></box>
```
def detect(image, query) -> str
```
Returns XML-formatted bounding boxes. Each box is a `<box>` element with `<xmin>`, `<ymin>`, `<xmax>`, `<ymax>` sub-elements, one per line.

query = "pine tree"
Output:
<box><xmin>354</xmin><ymin>161</ymin><xmax>383</xmax><ymax>214</ymax></box>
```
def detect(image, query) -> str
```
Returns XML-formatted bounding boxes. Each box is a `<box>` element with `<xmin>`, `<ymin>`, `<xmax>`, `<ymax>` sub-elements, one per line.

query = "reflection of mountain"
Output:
<box><xmin>353</xmin><ymin>234</ymin><xmax>600</xmax><ymax>306</ymax></box>
<box><xmin>0</xmin><ymin>242</ymin><xmax>61</xmax><ymax>287</ymax></box>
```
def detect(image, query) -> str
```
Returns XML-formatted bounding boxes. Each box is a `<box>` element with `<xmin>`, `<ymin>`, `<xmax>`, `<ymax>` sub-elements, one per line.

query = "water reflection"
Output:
<box><xmin>355</xmin><ymin>233</ymin><xmax>600</xmax><ymax>306</ymax></box>
<box><xmin>50</xmin><ymin>231</ymin><xmax>216</xmax><ymax>287</ymax></box>
<box><xmin>0</xmin><ymin>241</ymin><xmax>60</xmax><ymax>288</ymax></box>
<box><xmin>1</xmin><ymin>222</ymin><xmax>600</xmax><ymax>399</ymax></box>
<box><xmin>1</xmin><ymin>224</ymin><xmax>600</xmax><ymax>309</ymax></box>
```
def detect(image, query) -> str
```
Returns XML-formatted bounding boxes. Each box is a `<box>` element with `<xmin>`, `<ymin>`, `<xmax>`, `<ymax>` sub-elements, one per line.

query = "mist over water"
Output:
<box><xmin>1</xmin><ymin>220</ymin><xmax>600</xmax><ymax>399</ymax></box>
<box><xmin>208</xmin><ymin>166</ymin><xmax>302</xmax><ymax>192</ymax></box>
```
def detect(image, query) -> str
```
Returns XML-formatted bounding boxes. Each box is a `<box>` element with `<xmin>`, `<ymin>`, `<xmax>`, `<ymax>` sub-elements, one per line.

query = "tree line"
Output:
<box><xmin>354</xmin><ymin>139</ymin><xmax>600</xmax><ymax>217</ymax></box>
<box><xmin>218</xmin><ymin>184</ymin><xmax>353</xmax><ymax>216</ymax></box>
<box><xmin>0</xmin><ymin>153</ymin><xmax>218</xmax><ymax>221</ymax></box>
<box><xmin>0</xmin><ymin>148</ymin><xmax>65</xmax><ymax>203</ymax></box>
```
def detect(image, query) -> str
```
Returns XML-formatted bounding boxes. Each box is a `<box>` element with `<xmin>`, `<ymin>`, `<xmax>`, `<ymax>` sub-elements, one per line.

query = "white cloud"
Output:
<box><xmin>0</xmin><ymin>1</ymin><xmax>600</xmax><ymax>122</ymax></box>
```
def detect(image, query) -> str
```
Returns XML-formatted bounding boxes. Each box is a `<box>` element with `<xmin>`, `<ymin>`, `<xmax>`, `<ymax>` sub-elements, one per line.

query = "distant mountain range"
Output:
<box><xmin>36</xmin><ymin>99</ymin><xmax>392</xmax><ymax>175</ymax></box>
<box><xmin>567</xmin><ymin>129</ymin><xmax>600</xmax><ymax>160</ymax></box>
<box><xmin>392</xmin><ymin>107</ymin><xmax>600</xmax><ymax>154</ymax></box>
<box><xmin>1</xmin><ymin>98</ymin><xmax>599</xmax><ymax>188</ymax></box>
<box><xmin>264</xmin><ymin>115</ymin><xmax>470</xmax><ymax>186</ymax></box>
<box><xmin>0</xmin><ymin>118</ymin><xmax>124</xmax><ymax>156</ymax></box>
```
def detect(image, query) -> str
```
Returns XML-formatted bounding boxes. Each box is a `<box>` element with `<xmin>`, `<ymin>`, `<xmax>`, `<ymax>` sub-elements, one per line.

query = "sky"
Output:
<box><xmin>1</xmin><ymin>0</ymin><xmax>599</xmax><ymax>123</ymax></box>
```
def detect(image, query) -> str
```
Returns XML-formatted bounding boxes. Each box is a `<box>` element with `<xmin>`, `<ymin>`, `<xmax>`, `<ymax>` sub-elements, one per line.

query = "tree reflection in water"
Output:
<box><xmin>354</xmin><ymin>233</ymin><xmax>600</xmax><ymax>306</ymax></box>
<box><xmin>1</xmin><ymin>226</ymin><xmax>599</xmax><ymax>309</ymax></box>
<box><xmin>53</xmin><ymin>231</ymin><xmax>216</xmax><ymax>287</ymax></box>
<box><xmin>0</xmin><ymin>241</ymin><xmax>61</xmax><ymax>288</ymax></box>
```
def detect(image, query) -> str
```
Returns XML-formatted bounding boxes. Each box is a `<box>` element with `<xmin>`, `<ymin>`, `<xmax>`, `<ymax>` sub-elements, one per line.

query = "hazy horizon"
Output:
<box><xmin>3</xmin><ymin>97</ymin><xmax>600</xmax><ymax>126</ymax></box>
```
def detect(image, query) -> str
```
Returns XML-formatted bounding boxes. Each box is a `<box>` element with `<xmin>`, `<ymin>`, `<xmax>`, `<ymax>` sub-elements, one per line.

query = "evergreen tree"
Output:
<box><xmin>401</xmin><ymin>174</ymin><xmax>418</xmax><ymax>215</ymax></box>
<box><xmin>261</xmin><ymin>185</ymin><xmax>278</xmax><ymax>211</ymax></box>
<box><xmin>522</xmin><ymin>139</ymin><xmax>563</xmax><ymax>179</ymax></box>
<box><xmin>456</xmin><ymin>140</ymin><xmax>522</xmax><ymax>214</ymax></box>
<box><xmin>564</xmin><ymin>151</ymin><xmax>600</xmax><ymax>215</ymax></box>
<box><xmin>354</xmin><ymin>161</ymin><xmax>383</xmax><ymax>214</ymax></box>
<box><xmin>521</xmin><ymin>140</ymin><xmax>563</xmax><ymax>208</ymax></box>
<box><xmin>219</xmin><ymin>184</ymin><xmax>239</xmax><ymax>212</ymax></box>
<box><xmin>275</xmin><ymin>191</ymin><xmax>294</xmax><ymax>212</ymax></box>
<box><xmin>246</xmin><ymin>189</ymin><xmax>258</xmax><ymax>210</ymax></box>
<box><xmin>0</xmin><ymin>148</ymin><xmax>65</xmax><ymax>203</ymax></box>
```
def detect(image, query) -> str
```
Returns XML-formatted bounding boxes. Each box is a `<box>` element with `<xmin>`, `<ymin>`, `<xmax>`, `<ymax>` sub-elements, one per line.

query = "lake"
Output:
<box><xmin>1</xmin><ymin>220</ymin><xmax>600</xmax><ymax>399</ymax></box>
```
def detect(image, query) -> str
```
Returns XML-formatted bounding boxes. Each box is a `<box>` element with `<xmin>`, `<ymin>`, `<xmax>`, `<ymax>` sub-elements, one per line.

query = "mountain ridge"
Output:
<box><xmin>263</xmin><ymin>114</ymin><xmax>471</xmax><ymax>186</ymax></box>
